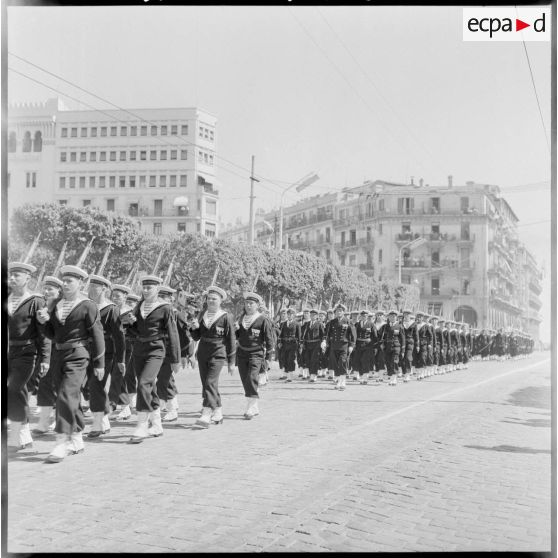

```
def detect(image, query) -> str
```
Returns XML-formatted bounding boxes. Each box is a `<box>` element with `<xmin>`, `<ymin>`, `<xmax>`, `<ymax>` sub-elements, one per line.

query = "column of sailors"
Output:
<box><xmin>7</xmin><ymin>258</ymin><xmax>535</xmax><ymax>463</ymax></box>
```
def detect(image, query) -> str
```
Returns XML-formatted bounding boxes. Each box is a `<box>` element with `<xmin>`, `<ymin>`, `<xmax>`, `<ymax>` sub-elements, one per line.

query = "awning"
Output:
<box><xmin>197</xmin><ymin>172</ymin><xmax>222</xmax><ymax>187</ymax></box>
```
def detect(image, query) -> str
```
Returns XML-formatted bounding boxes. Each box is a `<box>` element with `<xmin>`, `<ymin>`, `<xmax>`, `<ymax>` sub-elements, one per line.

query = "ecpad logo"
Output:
<box><xmin>463</xmin><ymin>8</ymin><xmax>550</xmax><ymax>41</ymax></box>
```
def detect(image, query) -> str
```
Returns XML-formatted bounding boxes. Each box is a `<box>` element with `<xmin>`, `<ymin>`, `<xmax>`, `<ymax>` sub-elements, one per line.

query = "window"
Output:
<box><xmin>340</xmin><ymin>255</ymin><xmax>346</xmax><ymax>266</ymax></box>
<box><xmin>171</xmin><ymin>125</ymin><xmax>178</xmax><ymax>135</ymax></box>
<box><xmin>141</xmin><ymin>126</ymin><xmax>147</xmax><ymax>136</ymax></box>
<box><xmin>140</xmin><ymin>151</ymin><xmax>147</xmax><ymax>161</ymax></box>
<box><xmin>378</xmin><ymin>249</ymin><xmax>383</xmax><ymax>263</ymax></box>
<box><xmin>205</xmin><ymin>222</ymin><xmax>216</xmax><ymax>238</ymax></box>
<box><xmin>397</xmin><ymin>197</ymin><xmax>414</xmax><ymax>215</ymax></box>
<box><xmin>170</xmin><ymin>175</ymin><xmax>177</xmax><ymax>187</ymax></box>
<box><xmin>151</xmin><ymin>125</ymin><xmax>157</xmax><ymax>136</ymax></box>
<box><xmin>149</xmin><ymin>176</ymin><xmax>156</xmax><ymax>187</ymax></box>
<box><xmin>154</xmin><ymin>199</ymin><xmax>163</xmax><ymax>216</ymax></box>
<box><xmin>59</xmin><ymin>177</ymin><xmax>66</xmax><ymax>188</ymax></box>
<box><xmin>107</xmin><ymin>199</ymin><xmax>115</xmax><ymax>212</ymax></box>
<box><xmin>101</xmin><ymin>127</ymin><xmax>107</xmax><ymax>137</ymax></box>
<box><xmin>150</xmin><ymin>150</ymin><xmax>157</xmax><ymax>161</ymax></box>
<box><xmin>130</xmin><ymin>126</ymin><xmax>137</xmax><ymax>136</ymax></box>
<box><xmin>431</xmin><ymin>197</ymin><xmax>440</xmax><ymax>213</ymax></box>
<box><xmin>326</xmin><ymin>249</ymin><xmax>331</xmax><ymax>260</ymax></box>
<box><xmin>349</xmin><ymin>255</ymin><xmax>356</xmax><ymax>266</ymax></box>
<box><xmin>197</xmin><ymin>199</ymin><xmax>201</xmax><ymax>211</ymax></box>
<box><xmin>180</xmin><ymin>175</ymin><xmax>187</xmax><ymax>187</ymax></box>
<box><xmin>378</xmin><ymin>223</ymin><xmax>383</xmax><ymax>235</ymax></box>
<box><xmin>69</xmin><ymin>152</ymin><xmax>76</xmax><ymax>162</ymax></box>
<box><xmin>461</xmin><ymin>196</ymin><xmax>469</xmax><ymax>213</ymax></box>
<box><xmin>120</xmin><ymin>151</ymin><xmax>126</xmax><ymax>161</ymax></box>
<box><xmin>209</xmin><ymin>130</ymin><xmax>214</xmax><ymax>141</ymax></box>
<box><xmin>91</xmin><ymin>127</ymin><xmax>97</xmax><ymax>137</ymax></box>
<box><xmin>100</xmin><ymin>151</ymin><xmax>107</xmax><ymax>162</ymax></box>
<box><xmin>89</xmin><ymin>177</ymin><xmax>95</xmax><ymax>188</ymax></box>
<box><xmin>81</xmin><ymin>127</ymin><xmax>87</xmax><ymax>138</ymax></box>
<box><xmin>160</xmin><ymin>150</ymin><xmax>167</xmax><ymax>161</ymax></box>
<box><xmin>90</xmin><ymin>152</ymin><xmax>97</xmax><ymax>162</ymax></box>
<box><xmin>99</xmin><ymin>176</ymin><xmax>106</xmax><ymax>188</ymax></box>
<box><xmin>431</xmin><ymin>223</ymin><xmax>440</xmax><ymax>235</ymax></box>
<box><xmin>129</xmin><ymin>176</ymin><xmax>136</xmax><ymax>188</ymax></box>
<box><xmin>33</xmin><ymin>131</ymin><xmax>42</xmax><ymax>152</ymax></box>
<box><xmin>139</xmin><ymin>175</ymin><xmax>146</xmax><ymax>188</ymax></box>
<box><xmin>110</xmin><ymin>151</ymin><xmax>116</xmax><ymax>161</ymax></box>
<box><xmin>119</xmin><ymin>176</ymin><xmax>126</xmax><ymax>188</ymax></box>
<box><xmin>462</xmin><ymin>279</ymin><xmax>470</xmax><ymax>295</ymax></box>
<box><xmin>379</xmin><ymin>199</ymin><xmax>385</xmax><ymax>211</ymax></box>
<box><xmin>325</xmin><ymin>227</ymin><xmax>331</xmax><ymax>242</ymax></box>
<box><xmin>402</xmin><ymin>222</ymin><xmax>411</xmax><ymax>234</ymax></box>
<box><xmin>153</xmin><ymin>223</ymin><xmax>162</xmax><ymax>235</ymax></box>
<box><xmin>209</xmin><ymin>154</ymin><xmax>214</xmax><ymax>165</ymax></box>
<box><xmin>177</xmin><ymin>205</ymin><xmax>188</xmax><ymax>216</ymax></box>
<box><xmin>206</xmin><ymin>199</ymin><xmax>217</xmax><ymax>215</ymax></box>
<box><xmin>79</xmin><ymin>176</ymin><xmax>86</xmax><ymax>188</ymax></box>
<box><xmin>130</xmin><ymin>151</ymin><xmax>136</xmax><ymax>161</ymax></box>
<box><xmin>120</xmin><ymin>126</ymin><xmax>127</xmax><ymax>136</ymax></box>
<box><xmin>350</xmin><ymin>230</ymin><xmax>356</xmax><ymax>245</ymax></box>
<box><xmin>180</xmin><ymin>150</ymin><xmax>187</xmax><ymax>160</ymax></box>
<box><xmin>110</xmin><ymin>126</ymin><xmax>117</xmax><ymax>136</ymax></box>
<box><xmin>432</xmin><ymin>251</ymin><xmax>440</xmax><ymax>266</ymax></box>
<box><xmin>109</xmin><ymin>176</ymin><xmax>116</xmax><ymax>188</ymax></box>
<box><xmin>59</xmin><ymin>200</ymin><xmax>67</xmax><ymax>205</ymax></box>
<box><xmin>129</xmin><ymin>203</ymin><xmax>139</xmax><ymax>216</ymax></box>
<box><xmin>431</xmin><ymin>278</ymin><xmax>440</xmax><ymax>296</ymax></box>
<box><xmin>60</xmin><ymin>152</ymin><xmax>67</xmax><ymax>162</ymax></box>
<box><xmin>80</xmin><ymin>152</ymin><xmax>87</xmax><ymax>162</ymax></box>
<box><xmin>181</xmin><ymin>125</ymin><xmax>188</xmax><ymax>135</ymax></box>
<box><xmin>461</xmin><ymin>247</ymin><xmax>470</xmax><ymax>268</ymax></box>
<box><xmin>366</xmin><ymin>226</ymin><xmax>371</xmax><ymax>242</ymax></box>
<box><xmin>61</xmin><ymin>128</ymin><xmax>68</xmax><ymax>138</ymax></box>
<box><xmin>461</xmin><ymin>222</ymin><xmax>470</xmax><ymax>241</ymax></box>
<box><xmin>71</xmin><ymin>128</ymin><xmax>77</xmax><ymax>138</ymax></box>
<box><xmin>199</xmin><ymin>127</ymin><xmax>204</xmax><ymax>138</ymax></box>
<box><xmin>159</xmin><ymin>175</ymin><xmax>167</xmax><ymax>187</ymax></box>
<box><xmin>177</xmin><ymin>222</ymin><xmax>186</xmax><ymax>233</ymax></box>
<box><xmin>161</xmin><ymin>125</ymin><xmax>168</xmax><ymax>136</ymax></box>
<box><xmin>170</xmin><ymin>150</ymin><xmax>177</xmax><ymax>160</ymax></box>
<box><xmin>69</xmin><ymin>177</ymin><xmax>76</xmax><ymax>189</ymax></box>
<box><xmin>83</xmin><ymin>199</ymin><xmax>91</xmax><ymax>207</ymax></box>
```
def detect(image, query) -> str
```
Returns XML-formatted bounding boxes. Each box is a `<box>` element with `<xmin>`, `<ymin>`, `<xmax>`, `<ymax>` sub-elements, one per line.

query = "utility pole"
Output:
<box><xmin>248</xmin><ymin>155</ymin><xmax>258</xmax><ymax>245</ymax></box>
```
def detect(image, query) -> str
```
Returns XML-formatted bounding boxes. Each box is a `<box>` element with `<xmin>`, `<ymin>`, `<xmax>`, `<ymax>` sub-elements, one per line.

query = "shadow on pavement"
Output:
<box><xmin>464</xmin><ymin>444</ymin><xmax>550</xmax><ymax>455</ymax></box>
<box><xmin>501</xmin><ymin>418</ymin><xmax>551</xmax><ymax>428</ymax></box>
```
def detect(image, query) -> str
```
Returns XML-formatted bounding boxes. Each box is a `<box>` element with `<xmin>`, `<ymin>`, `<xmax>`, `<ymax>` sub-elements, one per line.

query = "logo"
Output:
<box><xmin>463</xmin><ymin>8</ymin><xmax>550</xmax><ymax>41</ymax></box>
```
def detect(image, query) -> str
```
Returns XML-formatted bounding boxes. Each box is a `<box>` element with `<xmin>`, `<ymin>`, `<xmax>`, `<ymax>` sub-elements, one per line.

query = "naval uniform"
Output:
<box><xmin>8</xmin><ymin>292</ymin><xmax>51</xmax><ymax>423</ymax></box>
<box><xmin>41</xmin><ymin>296</ymin><xmax>105</xmax><ymax>434</ymax></box>
<box><xmin>352</xmin><ymin>318</ymin><xmax>377</xmax><ymax>375</ymax></box>
<box><xmin>326</xmin><ymin>316</ymin><xmax>356</xmax><ymax>376</ymax></box>
<box><xmin>127</xmin><ymin>299</ymin><xmax>180</xmax><ymax>412</ymax></box>
<box><xmin>303</xmin><ymin>318</ymin><xmax>326</xmax><ymax>376</ymax></box>
<box><xmin>279</xmin><ymin>319</ymin><xmax>301</xmax><ymax>373</ymax></box>
<box><xmin>236</xmin><ymin>312</ymin><xmax>275</xmax><ymax>398</ymax></box>
<box><xmin>435</xmin><ymin>325</ymin><xmax>445</xmax><ymax>367</ymax></box>
<box><xmin>379</xmin><ymin>321</ymin><xmax>405</xmax><ymax>376</ymax></box>
<box><xmin>190</xmin><ymin>310</ymin><xmax>236</xmax><ymax>410</ymax></box>
<box><xmin>402</xmin><ymin>321</ymin><xmax>419</xmax><ymax>375</ymax></box>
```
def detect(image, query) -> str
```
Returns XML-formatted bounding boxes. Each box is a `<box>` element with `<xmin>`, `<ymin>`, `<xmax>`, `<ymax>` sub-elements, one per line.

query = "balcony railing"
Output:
<box><xmin>289</xmin><ymin>239</ymin><xmax>310</xmax><ymax>250</ymax></box>
<box><xmin>334</xmin><ymin>241</ymin><xmax>358</xmax><ymax>250</ymax></box>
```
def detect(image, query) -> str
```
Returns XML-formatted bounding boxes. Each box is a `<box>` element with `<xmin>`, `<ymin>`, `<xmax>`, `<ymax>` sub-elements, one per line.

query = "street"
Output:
<box><xmin>6</xmin><ymin>353</ymin><xmax>552</xmax><ymax>553</ymax></box>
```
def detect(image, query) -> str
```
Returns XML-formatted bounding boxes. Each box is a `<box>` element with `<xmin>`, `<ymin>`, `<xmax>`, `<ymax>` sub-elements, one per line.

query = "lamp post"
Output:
<box><xmin>278</xmin><ymin>172</ymin><xmax>319</xmax><ymax>250</ymax></box>
<box><xmin>398</xmin><ymin>237</ymin><xmax>426</xmax><ymax>284</ymax></box>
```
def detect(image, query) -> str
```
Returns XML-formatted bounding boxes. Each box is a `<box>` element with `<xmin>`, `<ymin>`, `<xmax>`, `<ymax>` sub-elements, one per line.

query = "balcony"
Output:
<box><xmin>529</xmin><ymin>295</ymin><xmax>542</xmax><ymax>310</ymax></box>
<box><xmin>333</xmin><ymin>215</ymin><xmax>362</xmax><ymax>227</ymax></box>
<box><xmin>490</xmin><ymin>289</ymin><xmax>522</xmax><ymax>313</ymax></box>
<box><xmin>395</xmin><ymin>232</ymin><xmax>422</xmax><ymax>243</ymax></box>
<box><xmin>428</xmin><ymin>232</ymin><xmax>457</xmax><ymax>242</ymax></box>
<box><xmin>334</xmin><ymin>241</ymin><xmax>358</xmax><ymax>251</ymax></box>
<box><xmin>529</xmin><ymin>278</ymin><xmax>543</xmax><ymax>295</ymax></box>
<box><xmin>289</xmin><ymin>239</ymin><xmax>311</xmax><ymax>250</ymax></box>
<box><xmin>285</xmin><ymin>215</ymin><xmax>309</xmax><ymax>230</ymax></box>
<box><xmin>457</xmin><ymin>233</ymin><xmax>476</xmax><ymax>244</ymax></box>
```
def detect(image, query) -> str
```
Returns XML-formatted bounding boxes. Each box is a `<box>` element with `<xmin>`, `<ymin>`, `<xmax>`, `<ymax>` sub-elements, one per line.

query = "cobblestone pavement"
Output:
<box><xmin>6</xmin><ymin>353</ymin><xmax>552</xmax><ymax>553</ymax></box>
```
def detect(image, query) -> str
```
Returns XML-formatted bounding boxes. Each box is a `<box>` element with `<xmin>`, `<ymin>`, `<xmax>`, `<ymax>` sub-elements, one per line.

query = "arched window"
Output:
<box><xmin>8</xmin><ymin>132</ymin><xmax>16</xmax><ymax>152</ymax></box>
<box><xmin>22</xmin><ymin>131</ymin><xmax>32</xmax><ymax>152</ymax></box>
<box><xmin>33</xmin><ymin>131</ymin><xmax>42</xmax><ymax>152</ymax></box>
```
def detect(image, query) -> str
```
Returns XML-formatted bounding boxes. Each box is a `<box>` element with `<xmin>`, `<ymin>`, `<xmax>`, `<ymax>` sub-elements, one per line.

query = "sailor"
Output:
<box><xmin>278</xmin><ymin>308</ymin><xmax>301</xmax><ymax>383</ymax></box>
<box><xmin>7</xmin><ymin>261</ymin><xmax>50</xmax><ymax>451</ymax></box>
<box><xmin>276</xmin><ymin>308</ymin><xmax>288</xmax><ymax>379</ymax></box>
<box><xmin>373</xmin><ymin>310</ymin><xmax>386</xmax><ymax>381</ymax></box>
<box><xmin>401</xmin><ymin>310</ymin><xmax>418</xmax><ymax>382</ymax></box>
<box><xmin>323</xmin><ymin>309</ymin><xmax>335</xmax><ymax>380</ymax></box>
<box><xmin>36</xmin><ymin>264</ymin><xmax>105</xmax><ymax>462</ymax></box>
<box><xmin>235</xmin><ymin>292</ymin><xmax>275</xmax><ymax>419</ymax></box>
<box><xmin>317</xmin><ymin>310</ymin><xmax>329</xmax><ymax>377</ymax></box>
<box><xmin>352</xmin><ymin>309</ymin><xmax>377</xmax><ymax>385</ymax></box>
<box><xmin>435</xmin><ymin>318</ymin><xmax>447</xmax><ymax>374</ymax></box>
<box><xmin>381</xmin><ymin>310</ymin><xmax>405</xmax><ymax>386</ymax></box>
<box><xmin>429</xmin><ymin>315</ymin><xmax>440</xmax><ymax>374</ymax></box>
<box><xmin>321</xmin><ymin>304</ymin><xmax>356</xmax><ymax>391</ymax></box>
<box><xmin>303</xmin><ymin>309</ymin><xmax>326</xmax><ymax>383</ymax></box>
<box><xmin>414</xmin><ymin>312</ymin><xmax>430</xmax><ymax>380</ymax></box>
<box><xmin>121</xmin><ymin>275</ymin><xmax>180</xmax><ymax>442</ymax></box>
<box><xmin>299</xmin><ymin>308</ymin><xmax>312</xmax><ymax>379</ymax></box>
<box><xmin>86</xmin><ymin>273</ymin><xmax>125</xmax><ymax>438</ymax></box>
<box><xmin>188</xmin><ymin>285</ymin><xmax>236</xmax><ymax>427</ymax></box>
<box><xmin>123</xmin><ymin>291</ymin><xmax>141</xmax><ymax>410</ymax></box>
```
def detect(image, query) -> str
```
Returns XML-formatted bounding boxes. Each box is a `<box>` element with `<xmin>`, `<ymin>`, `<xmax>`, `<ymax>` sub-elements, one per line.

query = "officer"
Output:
<box><xmin>303</xmin><ymin>309</ymin><xmax>326</xmax><ymax>383</ymax></box>
<box><xmin>278</xmin><ymin>308</ymin><xmax>301</xmax><ymax>383</ymax></box>
<box><xmin>322</xmin><ymin>304</ymin><xmax>356</xmax><ymax>391</ymax></box>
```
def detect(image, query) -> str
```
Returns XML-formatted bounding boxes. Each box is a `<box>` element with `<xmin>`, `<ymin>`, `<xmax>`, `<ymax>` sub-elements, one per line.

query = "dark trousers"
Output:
<box><xmin>414</xmin><ymin>345</ymin><xmax>428</xmax><ymax>368</ymax></box>
<box><xmin>86</xmin><ymin>356</ymin><xmax>113</xmax><ymax>414</ymax></box>
<box><xmin>133</xmin><ymin>340</ymin><xmax>165</xmax><ymax>412</ymax></box>
<box><xmin>277</xmin><ymin>344</ymin><xmax>285</xmax><ymax>369</ymax></box>
<box><xmin>8</xmin><ymin>348</ymin><xmax>37</xmax><ymax>422</ymax></box>
<box><xmin>237</xmin><ymin>349</ymin><xmax>262</xmax><ymax>398</ymax></box>
<box><xmin>37</xmin><ymin>365</ymin><xmax>57</xmax><ymax>407</ymax></box>
<box><xmin>26</xmin><ymin>357</ymin><xmax>41</xmax><ymax>396</ymax></box>
<box><xmin>197</xmin><ymin>358</ymin><xmax>225</xmax><ymax>410</ymax></box>
<box><xmin>306</xmin><ymin>342</ymin><xmax>322</xmax><ymax>375</ymax></box>
<box><xmin>352</xmin><ymin>344</ymin><xmax>374</xmax><ymax>374</ymax></box>
<box><xmin>438</xmin><ymin>347</ymin><xmax>446</xmax><ymax>365</ymax></box>
<box><xmin>124</xmin><ymin>339</ymin><xmax>137</xmax><ymax>397</ymax></box>
<box><xmin>282</xmin><ymin>342</ymin><xmax>297</xmax><ymax>372</ymax></box>
<box><xmin>331</xmin><ymin>348</ymin><xmax>349</xmax><ymax>376</ymax></box>
<box><xmin>108</xmin><ymin>359</ymin><xmax>128</xmax><ymax>407</ymax></box>
<box><xmin>51</xmin><ymin>347</ymin><xmax>89</xmax><ymax>434</ymax></box>
<box><xmin>157</xmin><ymin>361</ymin><xmax>178</xmax><ymax>401</ymax></box>
<box><xmin>384</xmin><ymin>347</ymin><xmax>400</xmax><ymax>376</ymax></box>
<box><xmin>401</xmin><ymin>346</ymin><xmax>414</xmax><ymax>374</ymax></box>
<box><xmin>375</xmin><ymin>347</ymin><xmax>385</xmax><ymax>371</ymax></box>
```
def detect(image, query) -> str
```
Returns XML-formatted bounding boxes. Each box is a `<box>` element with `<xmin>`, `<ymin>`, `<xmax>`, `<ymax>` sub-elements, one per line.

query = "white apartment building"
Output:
<box><xmin>7</xmin><ymin>98</ymin><xmax>220</xmax><ymax>237</ymax></box>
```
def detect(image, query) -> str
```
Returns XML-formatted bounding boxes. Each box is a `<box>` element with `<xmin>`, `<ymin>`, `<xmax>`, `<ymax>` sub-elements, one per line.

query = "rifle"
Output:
<box><xmin>163</xmin><ymin>255</ymin><xmax>176</xmax><ymax>286</ymax></box>
<box><xmin>52</xmin><ymin>241</ymin><xmax>68</xmax><ymax>277</ymax></box>
<box><xmin>251</xmin><ymin>271</ymin><xmax>259</xmax><ymax>292</ymax></box>
<box><xmin>151</xmin><ymin>245</ymin><xmax>165</xmax><ymax>276</ymax></box>
<box><xmin>23</xmin><ymin>232</ymin><xmax>41</xmax><ymax>263</ymax></box>
<box><xmin>97</xmin><ymin>242</ymin><xmax>112</xmax><ymax>276</ymax></box>
<box><xmin>75</xmin><ymin>237</ymin><xmax>95</xmax><ymax>268</ymax></box>
<box><xmin>210</xmin><ymin>263</ymin><xmax>220</xmax><ymax>286</ymax></box>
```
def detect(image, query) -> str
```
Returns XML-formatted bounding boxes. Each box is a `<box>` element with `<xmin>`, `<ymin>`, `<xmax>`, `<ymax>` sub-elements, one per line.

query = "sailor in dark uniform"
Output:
<box><xmin>121</xmin><ymin>275</ymin><xmax>180</xmax><ymax>442</ymax></box>
<box><xmin>123</xmin><ymin>292</ymin><xmax>141</xmax><ymax>409</ymax></box>
<box><xmin>36</xmin><ymin>264</ymin><xmax>105</xmax><ymax>462</ymax></box>
<box><xmin>299</xmin><ymin>308</ymin><xmax>312</xmax><ymax>379</ymax></box>
<box><xmin>435</xmin><ymin>318</ymin><xmax>446</xmax><ymax>374</ymax></box>
<box><xmin>428</xmin><ymin>316</ymin><xmax>440</xmax><ymax>375</ymax></box>
<box><xmin>188</xmin><ymin>286</ymin><xmax>236</xmax><ymax>427</ymax></box>
<box><xmin>303</xmin><ymin>309</ymin><xmax>326</xmax><ymax>383</ymax></box>
<box><xmin>7</xmin><ymin>261</ymin><xmax>50</xmax><ymax>451</ymax></box>
<box><xmin>353</xmin><ymin>310</ymin><xmax>377</xmax><ymax>384</ymax></box>
<box><xmin>414</xmin><ymin>312</ymin><xmax>431</xmax><ymax>380</ymax></box>
<box><xmin>449</xmin><ymin>322</ymin><xmax>459</xmax><ymax>371</ymax></box>
<box><xmin>278</xmin><ymin>308</ymin><xmax>301</xmax><ymax>383</ymax></box>
<box><xmin>373</xmin><ymin>310</ymin><xmax>386</xmax><ymax>381</ymax></box>
<box><xmin>235</xmin><ymin>292</ymin><xmax>275</xmax><ymax>419</ymax></box>
<box><xmin>323</xmin><ymin>309</ymin><xmax>335</xmax><ymax>380</ymax></box>
<box><xmin>380</xmin><ymin>310</ymin><xmax>405</xmax><ymax>386</ymax></box>
<box><xmin>276</xmin><ymin>308</ymin><xmax>288</xmax><ymax>379</ymax></box>
<box><xmin>401</xmin><ymin>310</ymin><xmax>419</xmax><ymax>382</ymax></box>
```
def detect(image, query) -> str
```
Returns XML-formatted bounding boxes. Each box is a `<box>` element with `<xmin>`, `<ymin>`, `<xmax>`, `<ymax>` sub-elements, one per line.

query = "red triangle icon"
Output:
<box><xmin>516</xmin><ymin>19</ymin><xmax>530</xmax><ymax>31</ymax></box>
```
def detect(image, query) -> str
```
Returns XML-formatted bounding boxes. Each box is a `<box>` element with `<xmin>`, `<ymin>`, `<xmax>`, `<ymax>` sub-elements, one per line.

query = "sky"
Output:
<box><xmin>6</xmin><ymin>4</ymin><xmax>553</xmax><ymax>340</ymax></box>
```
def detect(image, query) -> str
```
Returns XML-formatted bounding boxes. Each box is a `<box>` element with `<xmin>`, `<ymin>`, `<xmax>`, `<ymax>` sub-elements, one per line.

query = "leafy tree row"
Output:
<box><xmin>9</xmin><ymin>203</ymin><xmax>419</xmax><ymax>314</ymax></box>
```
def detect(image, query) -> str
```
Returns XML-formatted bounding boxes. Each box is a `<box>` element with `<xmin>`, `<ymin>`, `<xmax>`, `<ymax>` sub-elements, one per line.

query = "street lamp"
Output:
<box><xmin>399</xmin><ymin>236</ymin><xmax>427</xmax><ymax>284</ymax></box>
<box><xmin>278</xmin><ymin>172</ymin><xmax>319</xmax><ymax>250</ymax></box>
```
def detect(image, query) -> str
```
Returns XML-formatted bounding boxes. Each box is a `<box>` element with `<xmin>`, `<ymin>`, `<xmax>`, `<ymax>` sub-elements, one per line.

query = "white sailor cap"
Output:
<box><xmin>8</xmin><ymin>261</ymin><xmax>37</xmax><ymax>274</ymax></box>
<box><xmin>111</xmin><ymin>283</ymin><xmax>131</xmax><ymax>295</ymax></box>
<box><xmin>244</xmin><ymin>291</ymin><xmax>263</xmax><ymax>305</ymax></box>
<box><xmin>89</xmin><ymin>274</ymin><xmax>111</xmax><ymax>288</ymax></box>
<box><xmin>43</xmin><ymin>276</ymin><xmax>63</xmax><ymax>289</ymax></box>
<box><xmin>159</xmin><ymin>285</ymin><xmax>176</xmax><ymax>296</ymax></box>
<box><xmin>207</xmin><ymin>285</ymin><xmax>227</xmax><ymax>300</ymax></box>
<box><xmin>141</xmin><ymin>275</ymin><xmax>163</xmax><ymax>286</ymax></box>
<box><xmin>60</xmin><ymin>265</ymin><xmax>88</xmax><ymax>281</ymax></box>
<box><xmin>126</xmin><ymin>293</ymin><xmax>141</xmax><ymax>302</ymax></box>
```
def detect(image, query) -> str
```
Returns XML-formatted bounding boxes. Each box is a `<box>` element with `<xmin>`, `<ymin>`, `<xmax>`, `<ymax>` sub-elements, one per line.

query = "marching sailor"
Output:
<box><xmin>303</xmin><ymin>308</ymin><xmax>326</xmax><ymax>383</ymax></box>
<box><xmin>278</xmin><ymin>308</ymin><xmax>301</xmax><ymax>383</ymax></box>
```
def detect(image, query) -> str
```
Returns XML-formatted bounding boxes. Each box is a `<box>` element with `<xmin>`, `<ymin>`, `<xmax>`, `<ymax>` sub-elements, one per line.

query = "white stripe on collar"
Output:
<box><xmin>242</xmin><ymin>312</ymin><xmax>261</xmax><ymax>329</ymax></box>
<box><xmin>203</xmin><ymin>309</ymin><xmax>226</xmax><ymax>329</ymax></box>
<box><xmin>7</xmin><ymin>293</ymin><xmax>36</xmax><ymax>315</ymax></box>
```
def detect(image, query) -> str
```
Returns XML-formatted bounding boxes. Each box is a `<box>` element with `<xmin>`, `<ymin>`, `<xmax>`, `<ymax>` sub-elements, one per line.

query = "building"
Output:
<box><xmin>220</xmin><ymin>177</ymin><xmax>543</xmax><ymax>339</ymax></box>
<box><xmin>7</xmin><ymin>98</ymin><xmax>220</xmax><ymax>237</ymax></box>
